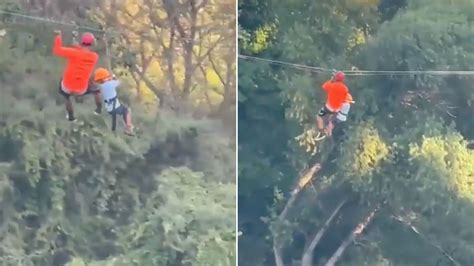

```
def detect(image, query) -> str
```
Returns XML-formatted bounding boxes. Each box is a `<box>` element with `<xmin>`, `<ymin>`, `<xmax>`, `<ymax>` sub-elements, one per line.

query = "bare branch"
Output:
<box><xmin>325</xmin><ymin>205</ymin><xmax>381</xmax><ymax>266</ymax></box>
<box><xmin>392</xmin><ymin>215</ymin><xmax>460</xmax><ymax>266</ymax></box>
<box><xmin>208</xmin><ymin>53</ymin><xmax>226</xmax><ymax>86</ymax></box>
<box><xmin>272</xmin><ymin>163</ymin><xmax>323</xmax><ymax>266</ymax></box>
<box><xmin>301</xmin><ymin>199</ymin><xmax>348</xmax><ymax>266</ymax></box>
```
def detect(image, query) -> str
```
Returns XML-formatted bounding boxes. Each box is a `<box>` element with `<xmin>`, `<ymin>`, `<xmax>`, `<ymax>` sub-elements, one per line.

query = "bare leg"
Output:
<box><xmin>65</xmin><ymin>98</ymin><xmax>75</xmax><ymax>121</ymax></box>
<box><xmin>125</xmin><ymin>112</ymin><xmax>133</xmax><ymax>128</ymax></box>
<box><xmin>326</xmin><ymin>115</ymin><xmax>335</xmax><ymax>136</ymax></box>
<box><xmin>93</xmin><ymin>91</ymin><xmax>102</xmax><ymax>114</ymax></box>
<box><xmin>123</xmin><ymin>108</ymin><xmax>135</xmax><ymax>135</ymax></box>
<box><xmin>316</xmin><ymin>116</ymin><xmax>325</xmax><ymax>131</ymax></box>
<box><xmin>59</xmin><ymin>80</ymin><xmax>75</xmax><ymax>121</ymax></box>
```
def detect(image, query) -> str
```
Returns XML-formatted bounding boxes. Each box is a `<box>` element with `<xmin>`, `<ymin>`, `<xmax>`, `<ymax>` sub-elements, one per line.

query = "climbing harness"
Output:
<box><xmin>104</xmin><ymin>96</ymin><xmax>119</xmax><ymax>131</ymax></box>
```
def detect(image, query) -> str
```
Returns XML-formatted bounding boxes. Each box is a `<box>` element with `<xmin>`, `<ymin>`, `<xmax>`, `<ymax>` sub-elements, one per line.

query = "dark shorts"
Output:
<box><xmin>333</xmin><ymin>116</ymin><xmax>343</xmax><ymax>124</ymax></box>
<box><xmin>58</xmin><ymin>80</ymin><xmax>99</xmax><ymax>99</ymax></box>
<box><xmin>318</xmin><ymin>105</ymin><xmax>336</xmax><ymax>117</ymax></box>
<box><xmin>109</xmin><ymin>105</ymin><xmax>129</xmax><ymax>131</ymax></box>
<box><xmin>109</xmin><ymin>105</ymin><xmax>128</xmax><ymax>116</ymax></box>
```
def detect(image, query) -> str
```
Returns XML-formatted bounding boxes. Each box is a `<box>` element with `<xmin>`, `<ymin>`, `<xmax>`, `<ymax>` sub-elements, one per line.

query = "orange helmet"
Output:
<box><xmin>94</xmin><ymin>68</ymin><xmax>111</xmax><ymax>82</ymax></box>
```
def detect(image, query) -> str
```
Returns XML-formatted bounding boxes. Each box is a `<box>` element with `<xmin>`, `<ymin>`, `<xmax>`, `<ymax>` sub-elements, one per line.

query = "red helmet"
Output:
<box><xmin>334</xmin><ymin>71</ymin><xmax>345</xmax><ymax>81</ymax></box>
<box><xmin>80</xmin><ymin>32</ymin><xmax>95</xmax><ymax>46</ymax></box>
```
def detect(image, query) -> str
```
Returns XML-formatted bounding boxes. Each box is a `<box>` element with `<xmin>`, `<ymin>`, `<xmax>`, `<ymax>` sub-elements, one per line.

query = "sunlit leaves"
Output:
<box><xmin>95</xmin><ymin>0</ymin><xmax>235</xmax><ymax>110</ymax></box>
<box><xmin>240</xmin><ymin>23</ymin><xmax>277</xmax><ymax>53</ymax></box>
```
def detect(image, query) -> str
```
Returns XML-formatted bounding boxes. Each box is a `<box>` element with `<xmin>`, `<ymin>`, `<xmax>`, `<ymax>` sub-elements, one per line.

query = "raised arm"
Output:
<box><xmin>322</xmin><ymin>80</ymin><xmax>332</xmax><ymax>92</ymax></box>
<box><xmin>52</xmin><ymin>34</ymin><xmax>78</xmax><ymax>58</ymax></box>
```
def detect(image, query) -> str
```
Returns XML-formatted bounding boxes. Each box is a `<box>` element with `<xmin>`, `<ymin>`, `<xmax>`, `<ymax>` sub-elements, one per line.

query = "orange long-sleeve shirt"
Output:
<box><xmin>321</xmin><ymin>80</ymin><xmax>349</xmax><ymax>111</ymax></box>
<box><xmin>53</xmin><ymin>35</ymin><xmax>98</xmax><ymax>94</ymax></box>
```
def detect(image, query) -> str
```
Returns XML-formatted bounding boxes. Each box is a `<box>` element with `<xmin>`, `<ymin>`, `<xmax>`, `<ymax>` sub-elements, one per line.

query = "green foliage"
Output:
<box><xmin>239</xmin><ymin>0</ymin><xmax>474</xmax><ymax>265</ymax></box>
<box><xmin>123</xmin><ymin>167</ymin><xmax>235</xmax><ymax>264</ymax></box>
<box><xmin>338</xmin><ymin>122</ymin><xmax>390</xmax><ymax>197</ymax></box>
<box><xmin>0</xmin><ymin>4</ymin><xmax>235</xmax><ymax>266</ymax></box>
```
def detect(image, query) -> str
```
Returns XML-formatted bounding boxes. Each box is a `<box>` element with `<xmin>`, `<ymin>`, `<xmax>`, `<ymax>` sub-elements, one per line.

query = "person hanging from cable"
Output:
<box><xmin>316</xmin><ymin>71</ymin><xmax>351</xmax><ymax>136</ymax></box>
<box><xmin>93</xmin><ymin>68</ymin><xmax>135</xmax><ymax>136</ymax></box>
<box><xmin>53</xmin><ymin>30</ymin><xmax>101</xmax><ymax>122</ymax></box>
<box><xmin>324</xmin><ymin>94</ymin><xmax>354</xmax><ymax>136</ymax></box>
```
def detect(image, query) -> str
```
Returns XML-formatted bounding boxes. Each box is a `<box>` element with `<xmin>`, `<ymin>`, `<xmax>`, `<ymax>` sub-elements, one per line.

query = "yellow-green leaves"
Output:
<box><xmin>341</xmin><ymin>123</ymin><xmax>389</xmax><ymax>179</ymax></box>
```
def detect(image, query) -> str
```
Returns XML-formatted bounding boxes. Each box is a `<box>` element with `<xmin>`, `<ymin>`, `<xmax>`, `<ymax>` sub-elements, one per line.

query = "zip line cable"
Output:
<box><xmin>0</xmin><ymin>8</ymin><xmax>235</xmax><ymax>72</ymax></box>
<box><xmin>0</xmin><ymin>9</ymin><xmax>106</xmax><ymax>32</ymax></box>
<box><xmin>239</xmin><ymin>54</ymin><xmax>474</xmax><ymax>76</ymax></box>
<box><xmin>0</xmin><ymin>9</ymin><xmax>235</xmax><ymax>45</ymax></box>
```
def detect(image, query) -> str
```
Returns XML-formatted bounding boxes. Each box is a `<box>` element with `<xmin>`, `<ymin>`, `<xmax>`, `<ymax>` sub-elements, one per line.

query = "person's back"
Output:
<box><xmin>99</xmin><ymin>79</ymin><xmax>120</xmax><ymax>112</ymax></box>
<box><xmin>53</xmin><ymin>34</ymin><xmax>98</xmax><ymax>94</ymax></box>
<box><xmin>63</xmin><ymin>48</ymin><xmax>98</xmax><ymax>93</ymax></box>
<box><xmin>322</xmin><ymin>80</ymin><xmax>349</xmax><ymax>111</ymax></box>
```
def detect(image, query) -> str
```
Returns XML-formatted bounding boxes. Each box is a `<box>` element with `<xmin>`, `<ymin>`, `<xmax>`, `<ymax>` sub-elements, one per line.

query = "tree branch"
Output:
<box><xmin>272</xmin><ymin>163</ymin><xmax>322</xmax><ymax>266</ymax></box>
<box><xmin>129</xmin><ymin>63</ymin><xmax>172</xmax><ymax>109</ymax></box>
<box><xmin>391</xmin><ymin>215</ymin><xmax>461</xmax><ymax>266</ymax></box>
<box><xmin>208</xmin><ymin>50</ymin><xmax>226</xmax><ymax>86</ymax></box>
<box><xmin>301</xmin><ymin>199</ymin><xmax>348</xmax><ymax>266</ymax></box>
<box><xmin>325</xmin><ymin>205</ymin><xmax>381</xmax><ymax>266</ymax></box>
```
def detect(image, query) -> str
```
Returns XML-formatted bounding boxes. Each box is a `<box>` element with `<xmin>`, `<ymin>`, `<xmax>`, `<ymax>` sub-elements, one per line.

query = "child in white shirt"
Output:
<box><xmin>93</xmin><ymin>68</ymin><xmax>134</xmax><ymax>136</ymax></box>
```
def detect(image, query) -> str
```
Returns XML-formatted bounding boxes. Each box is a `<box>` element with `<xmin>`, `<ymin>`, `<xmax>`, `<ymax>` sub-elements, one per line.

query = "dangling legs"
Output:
<box><xmin>327</xmin><ymin>103</ymin><xmax>350</xmax><ymax>136</ymax></box>
<box><xmin>316</xmin><ymin>105</ymin><xmax>330</xmax><ymax>133</ymax></box>
<box><xmin>93</xmin><ymin>91</ymin><xmax>102</xmax><ymax>114</ymax></box>
<box><xmin>85</xmin><ymin>84</ymin><xmax>102</xmax><ymax>115</ymax></box>
<box><xmin>65</xmin><ymin>98</ymin><xmax>75</xmax><ymax>121</ymax></box>
<box><xmin>122</xmin><ymin>107</ymin><xmax>134</xmax><ymax>136</ymax></box>
<box><xmin>316</xmin><ymin>115</ymin><xmax>325</xmax><ymax>132</ymax></box>
<box><xmin>326</xmin><ymin>114</ymin><xmax>336</xmax><ymax>136</ymax></box>
<box><xmin>58</xmin><ymin>80</ymin><xmax>76</xmax><ymax>122</ymax></box>
<box><xmin>111</xmin><ymin>105</ymin><xmax>134</xmax><ymax>136</ymax></box>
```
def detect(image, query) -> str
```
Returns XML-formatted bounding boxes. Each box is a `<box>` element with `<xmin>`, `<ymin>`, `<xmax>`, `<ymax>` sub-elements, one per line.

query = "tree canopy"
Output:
<box><xmin>239</xmin><ymin>0</ymin><xmax>474</xmax><ymax>265</ymax></box>
<box><xmin>0</xmin><ymin>0</ymin><xmax>235</xmax><ymax>265</ymax></box>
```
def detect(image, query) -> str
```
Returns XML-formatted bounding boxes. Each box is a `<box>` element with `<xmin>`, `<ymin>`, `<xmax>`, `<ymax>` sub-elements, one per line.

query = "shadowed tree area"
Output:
<box><xmin>238</xmin><ymin>0</ymin><xmax>474</xmax><ymax>265</ymax></box>
<box><xmin>0</xmin><ymin>0</ymin><xmax>235</xmax><ymax>265</ymax></box>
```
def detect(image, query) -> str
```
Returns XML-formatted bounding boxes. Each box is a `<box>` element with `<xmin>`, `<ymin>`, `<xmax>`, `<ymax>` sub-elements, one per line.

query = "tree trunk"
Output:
<box><xmin>218</xmin><ymin>54</ymin><xmax>236</xmax><ymax>114</ymax></box>
<box><xmin>162</xmin><ymin>0</ymin><xmax>179</xmax><ymax>95</ymax></box>
<box><xmin>279</xmin><ymin>164</ymin><xmax>321</xmax><ymax>220</ymax></box>
<box><xmin>180</xmin><ymin>0</ymin><xmax>199</xmax><ymax>97</ymax></box>
<box><xmin>301</xmin><ymin>199</ymin><xmax>347</xmax><ymax>266</ymax></box>
<box><xmin>273</xmin><ymin>163</ymin><xmax>322</xmax><ymax>266</ymax></box>
<box><xmin>129</xmin><ymin>64</ymin><xmax>174</xmax><ymax>110</ymax></box>
<box><xmin>165</xmin><ymin>24</ymin><xmax>179</xmax><ymax>94</ymax></box>
<box><xmin>325</xmin><ymin>205</ymin><xmax>380</xmax><ymax>266</ymax></box>
<box><xmin>273</xmin><ymin>245</ymin><xmax>284</xmax><ymax>266</ymax></box>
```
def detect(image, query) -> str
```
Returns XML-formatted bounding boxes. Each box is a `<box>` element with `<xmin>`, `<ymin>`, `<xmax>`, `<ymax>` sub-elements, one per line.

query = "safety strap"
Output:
<box><xmin>338</xmin><ymin>110</ymin><xmax>348</xmax><ymax>117</ymax></box>
<box><xmin>104</xmin><ymin>96</ymin><xmax>117</xmax><ymax>104</ymax></box>
<box><xmin>107</xmin><ymin>96</ymin><xmax>118</xmax><ymax>131</ymax></box>
<box><xmin>339</xmin><ymin>109</ymin><xmax>348</xmax><ymax>115</ymax></box>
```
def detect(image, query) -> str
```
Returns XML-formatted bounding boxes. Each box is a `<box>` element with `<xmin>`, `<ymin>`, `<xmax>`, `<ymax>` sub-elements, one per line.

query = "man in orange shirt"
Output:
<box><xmin>316</xmin><ymin>71</ymin><xmax>351</xmax><ymax>135</ymax></box>
<box><xmin>53</xmin><ymin>30</ymin><xmax>100</xmax><ymax>122</ymax></box>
